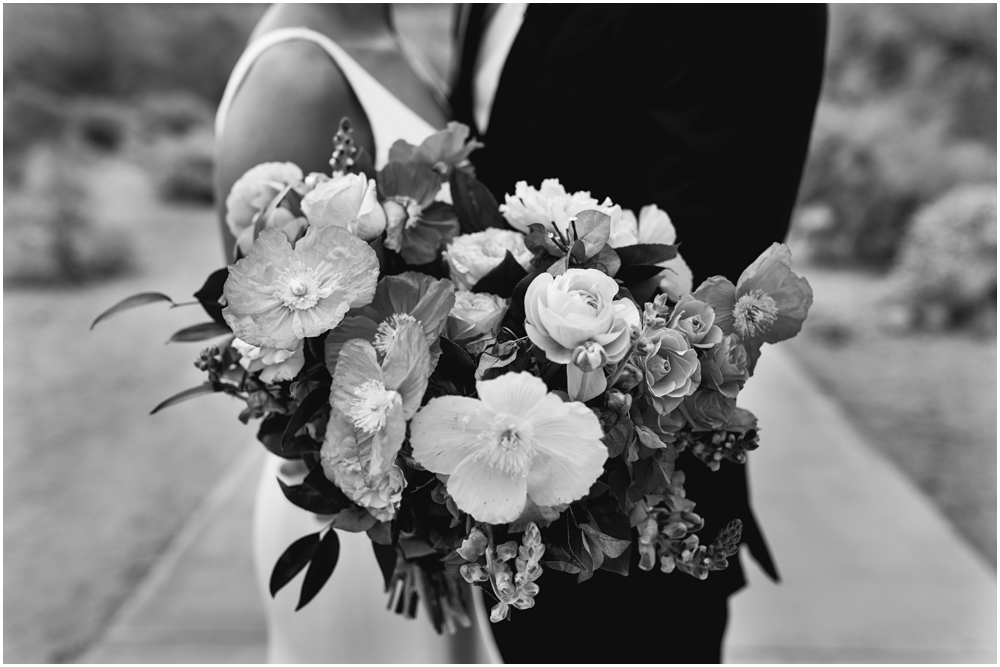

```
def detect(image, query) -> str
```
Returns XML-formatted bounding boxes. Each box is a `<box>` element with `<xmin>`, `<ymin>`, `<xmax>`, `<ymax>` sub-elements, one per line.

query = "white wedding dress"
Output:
<box><xmin>216</xmin><ymin>26</ymin><xmax>499</xmax><ymax>664</ymax></box>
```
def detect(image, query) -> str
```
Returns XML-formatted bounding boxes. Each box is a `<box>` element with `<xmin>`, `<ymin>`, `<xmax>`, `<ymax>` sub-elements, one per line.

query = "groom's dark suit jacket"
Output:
<box><xmin>451</xmin><ymin>5</ymin><xmax>826</xmax><ymax>662</ymax></box>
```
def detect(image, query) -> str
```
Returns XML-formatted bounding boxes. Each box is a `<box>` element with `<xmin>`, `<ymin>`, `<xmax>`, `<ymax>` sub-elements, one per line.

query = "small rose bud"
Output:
<box><xmin>571</xmin><ymin>341</ymin><xmax>608</xmax><ymax>372</ymax></box>
<box><xmin>606</xmin><ymin>389</ymin><xmax>632</xmax><ymax>415</ymax></box>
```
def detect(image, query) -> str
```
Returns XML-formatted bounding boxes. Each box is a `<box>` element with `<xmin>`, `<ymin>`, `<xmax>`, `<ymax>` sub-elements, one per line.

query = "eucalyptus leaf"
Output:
<box><xmin>91</xmin><ymin>292</ymin><xmax>176</xmax><ymax>330</ymax></box>
<box><xmin>269</xmin><ymin>531</ymin><xmax>320</xmax><ymax>597</ymax></box>
<box><xmin>150</xmin><ymin>382</ymin><xmax>218</xmax><ymax>415</ymax></box>
<box><xmin>296</xmin><ymin>529</ymin><xmax>340</xmax><ymax>610</ymax></box>
<box><xmin>166</xmin><ymin>322</ymin><xmax>232</xmax><ymax>343</ymax></box>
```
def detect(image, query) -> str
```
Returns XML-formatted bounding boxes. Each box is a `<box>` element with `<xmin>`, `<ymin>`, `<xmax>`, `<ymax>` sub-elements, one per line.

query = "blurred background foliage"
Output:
<box><xmin>2</xmin><ymin>4</ymin><xmax>996</xmax><ymax>663</ymax></box>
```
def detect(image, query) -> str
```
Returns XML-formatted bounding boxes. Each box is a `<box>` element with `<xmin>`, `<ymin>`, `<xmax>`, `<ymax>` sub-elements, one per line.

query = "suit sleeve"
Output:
<box><xmin>625</xmin><ymin>6</ymin><xmax>828</xmax><ymax>284</ymax></box>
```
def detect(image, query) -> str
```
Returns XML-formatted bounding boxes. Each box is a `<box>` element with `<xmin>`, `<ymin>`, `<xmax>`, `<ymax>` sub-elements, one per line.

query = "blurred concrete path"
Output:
<box><xmin>79</xmin><ymin>348</ymin><xmax>996</xmax><ymax>664</ymax></box>
<box><xmin>726</xmin><ymin>347</ymin><xmax>996</xmax><ymax>663</ymax></box>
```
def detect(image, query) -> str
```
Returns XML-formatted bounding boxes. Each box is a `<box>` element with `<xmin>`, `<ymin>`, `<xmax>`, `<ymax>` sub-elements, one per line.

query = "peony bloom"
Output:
<box><xmin>225</xmin><ymin>162</ymin><xmax>305</xmax><ymax>255</ymax></box>
<box><xmin>610</xmin><ymin>204</ymin><xmax>693</xmax><ymax>301</ymax></box>
<box><xmin>667</xmin><ymin>295</ymin><xmax>723</xmax><ymax>348</ymax></box>
<box><xmin>223</xmin><ymin>225</ymin><xmax>379</xmax><ymax>350</ymax></box>
<box><xmin>321</xmin><ymin>409</ymin><xmax>406</xmax><ymax>522</ymax></box>
<box><xmin>379</xmin><ymin>162</ymin><xmax>459</xmax><ymax>265</ymax></box>
<box><xmin>447</xmin><ymin>291</ymin><xmax>508</xmax><ymax>342</ymax></box>
<box><xmin>444</xmin><ymin>228</ymin><xmax>532</xmax><ymax>291</ymax></box>
<box><xmin>524</xmin><ymin>269</ymin><xmax>640</xmax><ymax>401</ymax></box>
<box><xmin>231</xmin><ymin>337</ymin><xmax>305</xmax><ymax>383</ymax></box>
<box><xmin>500</xmin><ymin>179</ymin><xmax>622</xmax><ymax>237</ymax></box>
<box><xmin>301</xmin><ymin>172</ymin><xmax>386</xmax><ymax>241</ymax></box>
<box><xmin>325</xmin><ymin>272</ymin><xmax>456</xmax><ymax>370</ymax></box>
<box><xmin>410</xmin><ymin>372</ymin><xmax>607</xmax><ymax>524</ymax></box>
<box><xmin>692</xmin><ymin>243</ymin><xmax>812</xmax><ymax>370</ymax></box>
<box><xmin>329</xmin><ymin>318</ymin><xmax>431</xmax><ymax>481</ymax></box>
<box><xmin>637</xmin><ymin>327</ymin><xmax>701</xmax><ymax>414</ymax></box>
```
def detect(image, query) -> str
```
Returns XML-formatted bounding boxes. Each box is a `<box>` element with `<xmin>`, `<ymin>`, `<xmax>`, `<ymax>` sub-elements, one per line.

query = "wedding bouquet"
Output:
<box><xmin>95</xmin><ymin>120</ymin><xmax>812</xmax><ymax>633</ymax></box>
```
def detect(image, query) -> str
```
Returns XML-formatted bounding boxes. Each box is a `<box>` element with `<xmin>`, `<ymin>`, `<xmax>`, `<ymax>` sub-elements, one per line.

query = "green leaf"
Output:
<box><xmin>597</xmin><ymin>546</ymin><xmax>632</xmax><ymax>576</ymax></box>
<box><xmin>269</xmin><ymin>531</ymin><xmax>320</xmax><ymax>597</ymax></box>
<box><xmin>435</xmin><ymin>337</ymin><xmax>477</xmax><ymax>395</ymax></box>
<box><xmin>281</xmin><ymin>387</ymin><xmax>329</xmax><ymax>451</ymax></box>
<box><xmin>615</xmin><ymin>243</ymin><xmax>677</xmax><ymax>267</ymax></box>
<box><xmin>449</xmin><ymin>168</ymin><xmax>507</xmax><ymax>233</ymax></box>
<box><xmin>330</xmin><ymin>506</ymin><xmax>378</xmax><ymax>533</ymax></box>
<box><xmin>193</xmin><ymin>268</ymin><xmax>230</xmax><ymax>325</ymax></box>
<box><xmin>296</xmin><ymin>529</ymin><xmax>340</xmax><ymax>610</ymax></box>
<box><xmin>499</xmin><ymin>270</ymin><xmax>542</xmax><ymax>338</ymax></box>
<box><xmin>601</xmin><ymin>411</ymin><xmax>634</xmax><ymax>458</ymax></box>
<box><xmin>91</xmin><ymin>292</ymin><xmax>175</xmax><ymax>330</ymax></box>
<box><xmin>150</xmin><ymin>382</ymin><xmax>218</xmax><ymax>415</ymax></box>
<box><xmin>615</xmin><ymin>264</ymin><xmax>670</xmax><ymax>285</ymax></box>
<box><xmin>475</xmin><ymin>339</ymin><xmax>521</xmax><ymax>381</ymax></box>
<box><xmin>278</xmin><ymin>478</ymin><xmax>350</xmax><ymax>515</ymax></box>
<box><xmin>167</xmin><ymin>322</ymin><xmax>232</xmax><ymax>343</ymax></box>
<box><xmin>580</xmin><ymin>524</ymin><xmax>632</xmax><ymax>559</ymax></box>
<box><xmin>572</xmin><ymin>210</ymin><xmax>611</xmax><ymax>258</ymax></box>
<box><xmin>583</xmin><ymin>245</ymin><xmax>621</xmax><ymax>277</ymax></box>
<box><xmin>371</xmin><ymin>542</ymin><xmax>398</xmax><ymax>591</ymax></box>
<box><xmin>471</xmin><ymin>250</ymin><xmax>528</xmax><ymax>298</ymax></box>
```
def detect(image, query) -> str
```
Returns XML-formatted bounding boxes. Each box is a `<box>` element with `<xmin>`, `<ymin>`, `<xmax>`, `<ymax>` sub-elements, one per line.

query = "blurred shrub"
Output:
<box><xmin>883</xmin><ymin>185</ymin><xmax>997</xmax><ymax>334</ymax></box>
<box><xmin>138</xmin><ymin>91</ymin><xmax>215</xmax><ymax>140</ymax></box>
<box><xmin>795</xmin><ymin>103</ymin><xmax>996</xmax><ymax>266</ymax></box>
<box><xmin>151</xmin><ymin>128</ymin><xmax>216</xmax><ymax>205</ymax></box>
<box><xmin>4</xmin><ymin>144</ymin><xmax>133</xmax><ymax>285</ymax></box>
<box><xmin>795</xmin><ymin>5</ymin><xmax>997</xmax><ymax>269</ymax></box>
<box><xmin>3</xmin><ymin>5</ymin><xmax>265</xmax><ymax>103</ymax></box>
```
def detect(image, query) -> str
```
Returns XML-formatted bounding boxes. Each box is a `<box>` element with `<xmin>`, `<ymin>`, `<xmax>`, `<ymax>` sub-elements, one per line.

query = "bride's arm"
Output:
<box><xmin>214</xmin><ymin>40</ymin><xmax>373</xmax><ymax>263</ymax></box>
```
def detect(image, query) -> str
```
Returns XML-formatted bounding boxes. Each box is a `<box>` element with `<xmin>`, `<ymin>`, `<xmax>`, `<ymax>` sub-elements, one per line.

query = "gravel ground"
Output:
<box><xmin>783</xmin><ymin>263</ymin><xmax>997</xmax><ymax>568</ymax></box>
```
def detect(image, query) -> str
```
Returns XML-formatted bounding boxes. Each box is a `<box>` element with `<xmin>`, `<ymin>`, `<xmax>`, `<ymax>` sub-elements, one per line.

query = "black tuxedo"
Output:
<box><xmin>451</xmin><ymin>5</ymin><xmax>826</xmax><ymax>663</ymax></box>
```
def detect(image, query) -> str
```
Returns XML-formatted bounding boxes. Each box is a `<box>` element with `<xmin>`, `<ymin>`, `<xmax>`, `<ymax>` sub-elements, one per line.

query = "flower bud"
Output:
<box><xmin>571</xmin><ymin>341</ymin><xmax>608</xmax><ymax>372</ymax></box>
<box><xmin>457</xmin><ymin>528</ymin><xmax>489</xmax><ymax>561</ymax></box>
<box><xmin>459</xmin><ymin>563</ymin><xmax>489</xmax><ymax>583</ymax></box>
<box><xmin>606</xmin><ymin>389</ymin><xmax>632</xmax><ymax>415</ymax></box>
<box><xmin>495</xmin><ymin>540</ymin><xmax>519</xmax><ymax>563</ymax></box>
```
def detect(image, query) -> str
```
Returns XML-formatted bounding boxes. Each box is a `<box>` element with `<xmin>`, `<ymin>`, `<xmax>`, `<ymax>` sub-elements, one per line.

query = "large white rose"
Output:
<box><xmin>447</xmin><ymin>291</ymin><xmax>508</xmax><ymax>342</ymax></box>
<box><xmin>225</xmin><ymin>162</ymin><xmax>305</xmax><ymax>255</ymax></box>
<box><xmin>500</xmin><ymin>179</ymin><xmax>623</xmax><ymax>237</ymax></box>
<box><xmin>610</xmin><ymin>204</ymin><xmax>693</xmax><ymax>300</ymax></box>
<box><xmin>301</xmin><ymin>172</ymin><xmax>386</xmax><ymax>241</ymax></box>
<box><xmin>444</xmin><ymin>228</ymin><xmax>532</xmax><ymax>291</ymax></box>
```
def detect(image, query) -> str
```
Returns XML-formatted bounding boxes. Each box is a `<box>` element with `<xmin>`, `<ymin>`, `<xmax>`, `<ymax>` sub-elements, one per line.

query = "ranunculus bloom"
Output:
<box><xmin>637</xmin><ymin>327</ymin><xmax>701</xmax><ymax>414</ymax></box>
<box><xmin>410</xmin><ymin>372</ymin><xmax>607</xmax><ymax>524</ymax></box>
<box><xmin>301</xmin><ymin>172</ymin><xmax>386</xmax><ymax>241</ymax></box>
<box><xmin>321</xmin><ymin>410</ymin><xmax>406</xmax><ymax>522</ymax></box>
<box><xmin>524</xmin><ymin>269</ymin><xmax>640</xmax><ymax>401</ymax></box>
<box><xmin>609</xmin><ymin>204</ymin><xmax>693</xmax><ymax>301</ymax></box>
<box><xmin>667</xmin><ymin>295</ymin><xmax>723</xmax><ymax>348</ymax></box>
<box><xmin>700</xmin><ymin>334</ymin><xmax>749</xmax><ymax>398</ymax></box>
<box><xmin>447</xmin><ymin>291</ymin><xmax>508</xmax><ymax>342</ymax></box>
<box><xmin>500</xmin><ymin>179</ymin><xmax>622</xmax><ymax>237</ymax></box>
<box><xmin>231</xmin><ymin>337</ymin><xmax>305</xmax><ymax>383</ymax></box>
<box><xmin>223</xmin><ymin>225</ymin><xmax>379</xmax><ymax>350</ymax></box>
<box><xmin>678</xmin><ymin>388</ymin><xmax>736</xmax><ymax>432</ymax></box>
<box><xmin>693</xmin><ymin>243</ymin><xmax>812</xmax><ymax>370</ymax></box>
<box><xmin>444</xmin><ymin>228</ymin><xmax>532</xmax><ymax>291</ymax></box>
<box><xmin>330</xmin><ymin>318</ymin><xmax>431</xmax><ymax>480</ymax></box>
<box><xmin>225</xmin><ymin>162</ymin><xmax>304</xmax><ymax>255</ymax></box>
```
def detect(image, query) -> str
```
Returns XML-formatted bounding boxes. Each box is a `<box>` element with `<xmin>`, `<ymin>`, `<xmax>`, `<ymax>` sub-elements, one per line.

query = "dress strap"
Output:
<box><xmin>215</xmin><ymin>27</ymin><xmax>437</xmax><ymax>168</ymax></box>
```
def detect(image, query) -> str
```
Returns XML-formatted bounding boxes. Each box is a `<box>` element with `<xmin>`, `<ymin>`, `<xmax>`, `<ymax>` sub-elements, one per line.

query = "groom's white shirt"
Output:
<box><xmin>473</xmin><ymin>2</ymin><xmax>528</xmax><ymax>135</ymax></box>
